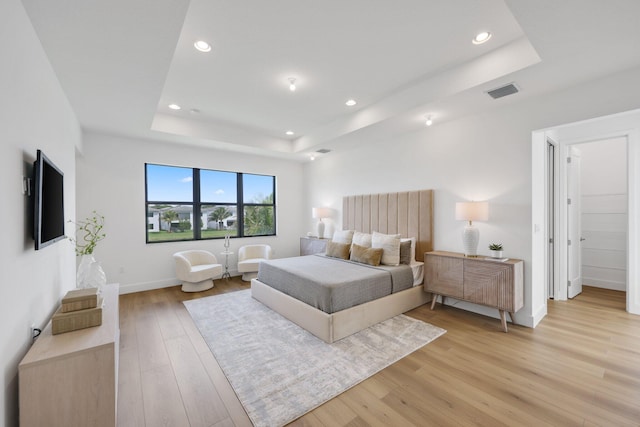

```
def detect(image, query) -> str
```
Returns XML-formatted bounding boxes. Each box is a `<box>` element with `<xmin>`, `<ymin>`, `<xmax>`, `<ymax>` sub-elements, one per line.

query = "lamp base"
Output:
<box><xmin>316</xmin><ymin>220</ymin><xmax>325</xmax><ymax>239</ymax></box>
<box><xmin>462</xmin><ymin>225</ymin><xmax>480</xmax><ymax>257</ymax></box>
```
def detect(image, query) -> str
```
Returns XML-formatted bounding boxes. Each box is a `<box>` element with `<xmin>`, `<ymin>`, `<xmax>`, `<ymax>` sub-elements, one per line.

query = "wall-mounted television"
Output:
<box><xmin>33</xmin><ymin>149</ymin><xmax>65</xmax><ymax>250</ymax></box>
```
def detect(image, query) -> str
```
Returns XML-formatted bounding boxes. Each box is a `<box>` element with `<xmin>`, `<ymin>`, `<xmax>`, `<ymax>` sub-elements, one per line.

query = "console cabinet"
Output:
<box><xmin>19</xmin><ymin>284</ymin><xmax>120</xmax><ymax>427</ymax></box>
<box><xmin>425</xmin><ymin>251</ymin><xmax>523</xmax><ymax>332</ymax></box>
<box><xmin>300</xmin><ymin>237</ymin><xmax>328</xmax><ymax>256</ymax></box>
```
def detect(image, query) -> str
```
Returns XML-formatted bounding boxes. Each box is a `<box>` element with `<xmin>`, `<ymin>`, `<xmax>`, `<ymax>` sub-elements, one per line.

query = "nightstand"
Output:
<box><xmin>300</xmin><ymin>237</ymin><xmax>328</xmax><ymax>256</ymax></box>
<box><xmin>424</xmin><ymin>251</ymin><xmax>524</xmax><ymax>332</ymax></box>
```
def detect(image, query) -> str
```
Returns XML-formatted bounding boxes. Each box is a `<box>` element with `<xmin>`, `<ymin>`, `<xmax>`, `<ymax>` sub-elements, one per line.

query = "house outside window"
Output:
<box><xmin>145</xmin><ymin>163</ymin><xmax>275</xmax><ymax>243</ymax></box>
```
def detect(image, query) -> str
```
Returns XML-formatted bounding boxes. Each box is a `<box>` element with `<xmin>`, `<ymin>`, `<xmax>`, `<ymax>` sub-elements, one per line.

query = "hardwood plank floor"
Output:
<box><xmin>117</xmin><ymin>282</ymin><xmax>640</xmax><ymax>426</ymax></box>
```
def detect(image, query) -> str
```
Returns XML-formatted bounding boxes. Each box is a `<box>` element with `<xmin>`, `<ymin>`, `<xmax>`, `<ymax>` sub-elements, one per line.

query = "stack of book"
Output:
<box><xmin>52</xmin><ymin>288</ymin><xmax>103</xmax><ymax>335</ymax></box>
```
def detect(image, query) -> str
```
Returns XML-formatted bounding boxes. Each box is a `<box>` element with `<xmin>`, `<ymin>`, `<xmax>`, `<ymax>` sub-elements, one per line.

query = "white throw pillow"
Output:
<box><xmin>332</xmin><ymin>229</ymin><xmax>355</xmax><ymax>245</ymax></box>
<box><xmin>372</xmin><ymin>231</ymin><xmax>401</xmax><ymax>266</ymax></box>
<box><xmin>352</xmin><ymin>231</ymin><xmax>372</xmax><ymax>248</ymax></box>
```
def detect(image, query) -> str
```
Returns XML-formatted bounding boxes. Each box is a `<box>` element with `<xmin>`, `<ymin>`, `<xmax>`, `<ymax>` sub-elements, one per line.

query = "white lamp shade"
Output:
<box><xmin>312</xmin><ymin>207</ymin><xmax>332</xmax><ymax>219</ymax></box>
<box><xmin>455</xmin><ymin>201</ymin><xmax>488</xmax><ymax>222</ymax></box>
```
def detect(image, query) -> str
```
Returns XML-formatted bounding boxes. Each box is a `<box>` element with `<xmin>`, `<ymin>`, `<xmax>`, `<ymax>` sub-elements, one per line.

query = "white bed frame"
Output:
<box><xmin>251</xmin><ymin>189</ymin><xmax>434</xmax><ymax>343</ymax></box>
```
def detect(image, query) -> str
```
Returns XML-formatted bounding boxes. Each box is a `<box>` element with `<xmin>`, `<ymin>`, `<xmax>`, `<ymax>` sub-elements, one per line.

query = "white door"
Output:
<box><xmin>567</xmin><ymin>146</ymin><xmax>583</xmax><ymax>298</ymax></box>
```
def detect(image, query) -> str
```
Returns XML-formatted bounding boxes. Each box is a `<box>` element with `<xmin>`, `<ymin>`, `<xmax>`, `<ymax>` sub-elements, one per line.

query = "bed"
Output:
<box><xmin>251</xmin><ymin>189</ymin><xmax>434</xmax><ymax>343</ymax></box>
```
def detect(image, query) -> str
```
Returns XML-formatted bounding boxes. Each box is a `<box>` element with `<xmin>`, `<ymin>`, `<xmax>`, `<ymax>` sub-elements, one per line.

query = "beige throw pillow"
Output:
<box><xmin>325</xmin><ymin>241</ymin><xmax>351</xmax><ymax>260</ymax></box>
<box><xmin>350</xmin><ymin>243</ymin><xmax>383</xmax><ymax>266</ymax></box>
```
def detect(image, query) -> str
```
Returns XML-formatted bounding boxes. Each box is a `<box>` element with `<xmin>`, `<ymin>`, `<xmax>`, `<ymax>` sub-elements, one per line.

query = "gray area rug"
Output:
<box><xmin>184</xmin><ymin>289</ymin><xmax>446</xmax><ymax>427</ymax></box>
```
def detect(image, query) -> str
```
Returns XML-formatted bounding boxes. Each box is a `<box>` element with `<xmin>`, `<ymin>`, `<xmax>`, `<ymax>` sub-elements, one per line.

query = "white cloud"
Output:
<box><xmin>181</xmin><ymin>177</ymin><xmax>193</xmax><ymax>183</ymax></box>
<box><xmin>215</xmin><ymin>189</ymin><xmax>225</xmax><ymax>194</ymax></box>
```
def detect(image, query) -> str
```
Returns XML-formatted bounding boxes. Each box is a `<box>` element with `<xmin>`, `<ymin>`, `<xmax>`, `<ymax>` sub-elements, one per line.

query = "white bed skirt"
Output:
<box><xmin>251</xmin><ymin>278</ymin><xmax>431</xmax><ymax>343</ymax></box>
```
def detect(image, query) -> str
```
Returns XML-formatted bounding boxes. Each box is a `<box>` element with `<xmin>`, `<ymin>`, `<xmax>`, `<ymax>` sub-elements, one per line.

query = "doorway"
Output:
<box><xmin>531</xmin><ymin>109</ymin><xmax>640</xmax><ymax>324</ymax></box>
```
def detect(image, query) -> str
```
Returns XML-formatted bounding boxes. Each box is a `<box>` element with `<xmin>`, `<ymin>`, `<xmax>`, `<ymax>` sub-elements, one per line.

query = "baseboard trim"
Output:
<box><xmin>118</xmin><ymin>270</ymin><xmax>241</xmax><ymax>295</ymax></box>
<box><xmin>119</xmin><ymin>279</ymin><xmax>179</xmax><ymax>295</ymax></box>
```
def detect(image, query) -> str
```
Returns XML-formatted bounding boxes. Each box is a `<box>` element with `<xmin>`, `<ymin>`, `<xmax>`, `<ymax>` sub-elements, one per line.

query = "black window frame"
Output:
<box><xmin>144</xmin><ymin>163</ymin><xmax>276</xmax><ymax>243</ymax></box>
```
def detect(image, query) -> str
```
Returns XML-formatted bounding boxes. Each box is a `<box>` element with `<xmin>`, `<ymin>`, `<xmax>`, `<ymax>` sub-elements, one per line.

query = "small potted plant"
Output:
<box><xmin>489</xmin><ymin>243</ymin><xmax>503</xmax><ymax>258</ymax></box>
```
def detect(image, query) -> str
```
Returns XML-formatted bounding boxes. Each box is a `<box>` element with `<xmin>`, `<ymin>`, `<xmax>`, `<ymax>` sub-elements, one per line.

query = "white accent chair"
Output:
<box><xmin>237</xmin><ymin>244</ymin><xmax>273</xmax><ymax>281</ymax></box>
<box><xmin>173</xmin><ymin>250</ymin><xmax>223</xmax><ymax>292</ymax></box>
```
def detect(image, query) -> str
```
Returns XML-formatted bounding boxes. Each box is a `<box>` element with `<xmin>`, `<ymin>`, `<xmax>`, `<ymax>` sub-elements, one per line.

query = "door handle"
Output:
<box><xmin>580</xmin><ymin>237</ymin><xmax>586</xmax><ymax>242</ymax></box>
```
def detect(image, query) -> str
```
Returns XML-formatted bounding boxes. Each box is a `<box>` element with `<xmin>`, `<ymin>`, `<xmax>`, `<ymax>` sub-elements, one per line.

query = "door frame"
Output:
<box><xmin>531</xmin><ymin>109</ymin><xmax>640</xmax><ymax>324</ymax></box>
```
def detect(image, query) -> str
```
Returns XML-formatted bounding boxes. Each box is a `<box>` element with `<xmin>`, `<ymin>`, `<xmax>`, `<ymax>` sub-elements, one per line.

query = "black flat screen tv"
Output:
<box><xmin>33</xmin><ymin>149</ymin><xmax>65</xmax><ymax>250</ymax></box>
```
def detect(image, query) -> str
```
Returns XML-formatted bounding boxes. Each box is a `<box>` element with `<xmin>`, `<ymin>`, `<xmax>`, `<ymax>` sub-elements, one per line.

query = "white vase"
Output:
<box><xmin>490</xmin><ymin>250</ymin><xmax>504</xmax><ymax>259</ymax></box>
<box><xmin>77</xmin><ymin>254</ymin><xmax>107</xmax><ymax>291</ymax></box>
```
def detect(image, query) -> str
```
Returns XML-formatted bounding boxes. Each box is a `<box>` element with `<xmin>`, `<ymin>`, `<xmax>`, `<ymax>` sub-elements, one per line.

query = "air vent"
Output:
<box><xmin>316</xmin><ymin>149</ymin><xmax>331</xmax><ymax>154</ymax></box>
<box><xmin>487</xmin><ymin>83</ymin><xmax>519</xmax><ymax>99</ymax></box>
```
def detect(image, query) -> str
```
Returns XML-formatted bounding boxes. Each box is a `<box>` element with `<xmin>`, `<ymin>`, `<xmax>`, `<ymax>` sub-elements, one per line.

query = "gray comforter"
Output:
<box><xmin>256</xmin><ymin>254</ymin><xmax>414</xmax><ymax>313</ymax></box>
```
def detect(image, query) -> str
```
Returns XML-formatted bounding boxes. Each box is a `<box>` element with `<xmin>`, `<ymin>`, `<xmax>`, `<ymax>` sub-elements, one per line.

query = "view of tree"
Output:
<box><xmin>162</xmin><ymin>210</ymin><xmax>178</xmax><ymax>232</ymax></box>
<box><xmin>244</xmin><ymin>194</ymin><xmax>274</xmax><ymax>235</ymax></box>
<box><xmin>208</xmin><ymin>207</ymin><xmax>233</xmax><ymax>229</ymax></box>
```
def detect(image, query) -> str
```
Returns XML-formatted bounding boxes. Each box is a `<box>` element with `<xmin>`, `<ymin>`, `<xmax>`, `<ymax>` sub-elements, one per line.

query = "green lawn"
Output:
<box><xmin>147</xmin><ymin>229</ymin><xmax>234</xmax><ymax>242</ymax></box>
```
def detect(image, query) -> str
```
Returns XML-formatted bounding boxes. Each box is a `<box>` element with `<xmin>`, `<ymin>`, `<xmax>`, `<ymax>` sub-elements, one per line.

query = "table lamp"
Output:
<box><xmin>455</xmin><ymin>201</ymin><xmax>489</xmax><ymax>257</ymax></box>
<box><xmin>312</xmin><ymin>207</ymin><xmax>331</xmax><ymax>238</ymax></box>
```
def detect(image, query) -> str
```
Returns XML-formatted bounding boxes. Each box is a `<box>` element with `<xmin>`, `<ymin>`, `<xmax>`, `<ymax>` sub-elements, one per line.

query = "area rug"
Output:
<box><xmin>184</xmin><ymin>289</ymin><xmax>445</xmax><ymax>427</ymax></box>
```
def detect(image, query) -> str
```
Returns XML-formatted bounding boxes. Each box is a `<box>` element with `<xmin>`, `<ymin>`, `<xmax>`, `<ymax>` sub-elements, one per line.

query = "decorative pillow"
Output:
<box><xmin>332</xmin><ymin>229</ymin><xmax>355</xmax><ymax>245</ymax></box>
<box><xmin>350</xmin><ymin>243</ymin><xmax>383</xmax><ymax>266</ymax></box>
<box><xmin>325</xmin><ymin>241</ymin><xmax>351</xmax><ymax>260</ymax></box>
<box><xmin>372</xmin><ymin>231</ymin><xmax>401</xmax><ymax>266</ymax></box>
<box><xmin>399</xmin><ymin>240</ymin><xmax>412</xmax><ymax>265</ymax></box>
<box><xmin>401</xmin><ymin>237</ymin><xmax>416</xmax><ymax>263</ymax></box>
<box><xmin>352</xmin><ymin>231</ymin><xmax>372</xmax><ymax>248</ymax></box>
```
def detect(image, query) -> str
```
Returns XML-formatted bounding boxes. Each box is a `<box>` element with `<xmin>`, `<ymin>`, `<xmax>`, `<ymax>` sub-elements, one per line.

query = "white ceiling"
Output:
<box><xmin>22</xmin><ymin>0</ymin><xmax>640</xmax><ymax>161</ymax></box>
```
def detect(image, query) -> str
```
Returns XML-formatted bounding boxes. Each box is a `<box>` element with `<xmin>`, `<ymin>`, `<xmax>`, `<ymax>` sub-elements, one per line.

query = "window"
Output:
<box><xmin>145</xmin><ymin>164</ymin><xmax>275</xmax><ymax>243</ymax></box>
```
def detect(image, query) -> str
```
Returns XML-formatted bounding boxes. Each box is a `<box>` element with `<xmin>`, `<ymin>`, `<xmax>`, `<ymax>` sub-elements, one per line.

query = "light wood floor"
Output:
<box><xmin>117</xmin><ymin>281</ymin><xmax>640</xmax><ymax>426</ymax></box>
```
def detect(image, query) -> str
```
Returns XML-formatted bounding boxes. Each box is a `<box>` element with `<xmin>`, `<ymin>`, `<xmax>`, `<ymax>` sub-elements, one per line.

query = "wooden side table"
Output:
<box><xmin>19</xmin><ymin>284</ymin><xmax>120</xmax><ymax>426</ymax></box>
<box><xmin>424</xmin><ymin>251</ymin><xmax>523</xmax><ymax>332</ymax></box>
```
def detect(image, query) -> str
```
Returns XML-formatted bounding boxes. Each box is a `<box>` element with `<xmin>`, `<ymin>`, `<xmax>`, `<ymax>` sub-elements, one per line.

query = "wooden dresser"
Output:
<box><xmin>424</xmin><ymin>251</ymin><xmax>523</xmax><ymax>332</ymax></box>
<box><xmin>19</xmin><ymin>284</ymin><xmax>120</xmax><ymax>427</ymax></box>
<box><xmin>299</xmin><ymin>236</ymin><xmax>328</xmax><ymax>256</ymax></box>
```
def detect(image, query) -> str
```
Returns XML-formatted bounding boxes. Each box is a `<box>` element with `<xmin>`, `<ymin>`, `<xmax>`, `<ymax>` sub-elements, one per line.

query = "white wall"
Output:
<box><xmin>0</xmin><ymin>1</ymin><xmax>81</xmax><ymax>425</ymax></box>
<box><xmin>76</xmin><ymin>133</ymin><xmax>305</xmax><ymax>294</ymax></box>
<box><xmin>305</xmin><ymin>65</ymin><xmax>640</xmax><ymax>328</ymax></box>
<box><xmin>580</xmin><ymin>138</ymin><xmax>627</xmax><ymax>290</ymax></box>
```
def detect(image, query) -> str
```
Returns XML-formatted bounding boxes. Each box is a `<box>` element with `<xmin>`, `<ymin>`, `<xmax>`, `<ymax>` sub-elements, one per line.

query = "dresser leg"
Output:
<box><xmin>499</xmin><ymin>310</ymin><xmax>508</xmax><ymax>332</ymax></box>
<box><xmin>430</xmin><ymin>294</ymin><xmax>438</xmax><ymax>310</ymax></box>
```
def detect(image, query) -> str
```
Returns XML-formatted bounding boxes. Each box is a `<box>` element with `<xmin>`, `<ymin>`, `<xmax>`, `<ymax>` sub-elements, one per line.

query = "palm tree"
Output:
<box><xmin>208</xmin><ymin>207</ymin><xmax>232</xmax><ymax>229</ymax></box>
<box><xmin>162</xmin><ymin>210</ymin><xmax>178</xmax><ymax>232</ymax></box>
<box><xmin>244</xmin><ymin>194</ymin><xmax>274</xmax><ymax>235</ymax></box>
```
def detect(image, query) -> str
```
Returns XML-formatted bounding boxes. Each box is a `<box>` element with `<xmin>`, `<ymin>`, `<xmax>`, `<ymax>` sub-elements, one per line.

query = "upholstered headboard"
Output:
<box><xmin>342</xmin><ymin>190</ymin><xmax>433</xmax><ymax>262</ymax></box>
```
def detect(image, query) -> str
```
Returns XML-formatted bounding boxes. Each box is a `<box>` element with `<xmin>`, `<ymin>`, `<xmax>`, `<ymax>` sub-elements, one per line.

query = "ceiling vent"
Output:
<box><xmin>316</xmin><ymin>148</ymin><xmax>331</xmax><ymax>154</ymax></box>
<box><xmin>487</xmin><ymin>83</ymin><xmax>519</xmax><ymax>99</ymax></box>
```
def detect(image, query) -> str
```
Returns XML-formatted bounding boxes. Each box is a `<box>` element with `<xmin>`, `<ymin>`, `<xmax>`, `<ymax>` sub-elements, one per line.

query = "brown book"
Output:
<box><xmin>61</xmin><ymin>288</ymin><xmax>98</xmax><ymax>312</ymax></box>
<box><xmin>52</xmin><ymin>297</ymin><xmax>103</xmax><ymax>335</ymax></box>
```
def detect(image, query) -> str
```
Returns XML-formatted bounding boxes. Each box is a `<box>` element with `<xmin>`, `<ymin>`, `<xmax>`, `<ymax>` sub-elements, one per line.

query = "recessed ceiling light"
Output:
<box><xmin>286</xmin><ymin>130</ymin><xmax>294</xmax><ymax>136</ymax></box>
<box><xmin>310</xmin><ymin>154</ymin><xmax>315</xmax><ymax>161</ymax></box>
<box><xmin>472</xmin><ymin>31</ymin><xmax>492</xmax><ymax>45</ymax></box>
<box><xmin>288</xmin><ymin>77</ymin><xmax>297</xmax><ymax>92</ymax></box>
<box><xmin>425</xmin><ymin>116</ymin><xmax>433</xmax><ymax>126</ymax></box>
<box><xmin>194</xmin><ymin>40</ymin><xmax>211</xmax><ymax>52</ymax></box>
<box><xmin>168</xmin><ymin>104</ymin><xmax>181</xmax><ymax>110</ymax></box>
<box><xmin>345</xmin><ymin>99</ymin><xmax>357</xmax><ymax>106</ymax></box>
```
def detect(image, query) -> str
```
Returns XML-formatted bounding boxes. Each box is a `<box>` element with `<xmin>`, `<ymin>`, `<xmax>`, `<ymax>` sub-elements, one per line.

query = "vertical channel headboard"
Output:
<box><xmin>342</xmin><ymin>190</ymin><xmax>433</xmax><ymax>262</ymax></box>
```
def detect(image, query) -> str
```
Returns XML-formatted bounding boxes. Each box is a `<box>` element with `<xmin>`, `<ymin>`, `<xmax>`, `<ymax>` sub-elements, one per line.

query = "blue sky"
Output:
<box><xmin>146</xmin><ymin>164</ymin><xmax>272</xmax><ymax>203</ymax></box>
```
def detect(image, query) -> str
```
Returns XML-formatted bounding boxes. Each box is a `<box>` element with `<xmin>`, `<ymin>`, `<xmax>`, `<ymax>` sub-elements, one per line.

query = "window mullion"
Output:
<box><xmin>237</xmin><ymin>173</ymin><xmax>244</xmax><ymax>237</ymax></box>
<box><xmin>193</xmin><ymin>169</ymin><xmax>201</xmax><ymax>240</ymax></box>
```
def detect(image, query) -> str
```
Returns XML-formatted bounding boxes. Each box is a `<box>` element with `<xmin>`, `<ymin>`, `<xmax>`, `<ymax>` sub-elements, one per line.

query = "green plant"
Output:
<box><xmin>69</xmin><ymin>211</ymin><xmax>106</xmax><ymax>256</ymax></box>
<box><xmin>489</xmin><ymin>243</ymin><xmax>503</xmax><ymax>251</ymax></box>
